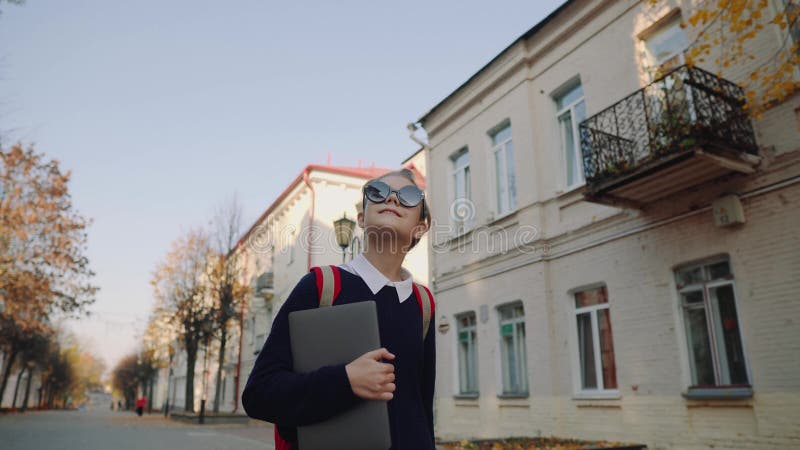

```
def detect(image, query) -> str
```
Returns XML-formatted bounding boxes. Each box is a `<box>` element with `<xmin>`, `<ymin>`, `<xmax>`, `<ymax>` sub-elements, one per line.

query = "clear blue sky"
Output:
<box><xmin>0</xmin><ymin>0</ymin><xmax>564</xmax><ymax>371</ymax></box>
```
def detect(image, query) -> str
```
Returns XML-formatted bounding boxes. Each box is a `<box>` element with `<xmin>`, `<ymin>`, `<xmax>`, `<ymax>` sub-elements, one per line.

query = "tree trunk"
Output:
<box><xmin>21</xmin><ymin>368</ymin><xmax>33</xmax><ymax>411</ymax></box>
<box><xmin>11</xmin><ymin>366</ymin><xmax>25</xmax><ymax>408</ymax></box>
<box><xmin>213</xmin><ymin>330</ymin><xmax>227</xmax><ymax>413</ymax></box>
<box><xmin>0</xmin><ymin>348</ymin><xmax>18</xmax><ymax>403</ymax></box>
<box><xmin>147</xmin><ymin>375</ymin><xmax>154</xmax><ymax>413</ymax></box>
<box><xmin>36</xmin><ymin>381</ymin><xmax>43</xmax><ymax>408</ymax></box>
<box><xmin>48</xmin><ymin>385</ymin><xmax>56</xmax><ymax>409</ymax></box>
<box><xmin>184</xmin><ymin>340</ymin><xmax>198</xmax><ymax>412</ymax></box>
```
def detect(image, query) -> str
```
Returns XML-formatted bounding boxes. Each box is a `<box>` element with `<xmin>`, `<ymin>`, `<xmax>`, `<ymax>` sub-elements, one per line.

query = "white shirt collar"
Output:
<box><xmin>339</xmin><ymin>253</ymin><xmax>414</xmax><ymax>303</ymax></box>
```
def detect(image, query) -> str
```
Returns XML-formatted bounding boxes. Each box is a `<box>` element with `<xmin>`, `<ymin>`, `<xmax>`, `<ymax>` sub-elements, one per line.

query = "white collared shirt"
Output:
<box><xmin>339</xmin><ymin>253</ymin><xmax>414</xmax><ymax>303</ymax></box>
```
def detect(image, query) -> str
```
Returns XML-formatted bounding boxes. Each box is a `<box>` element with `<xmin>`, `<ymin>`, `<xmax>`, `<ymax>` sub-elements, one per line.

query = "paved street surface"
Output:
<box><xmin>0</xmin><ymin>407</ymin><xmax>275</xmax><ymax>450</ymax></box>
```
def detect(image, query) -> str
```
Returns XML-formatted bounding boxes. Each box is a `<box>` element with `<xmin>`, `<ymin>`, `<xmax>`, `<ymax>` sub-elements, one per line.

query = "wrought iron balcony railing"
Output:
<box><xmin>579</xmin><ymin>65</ymin><xmax>758</xmax><ymax>186</ymax></box>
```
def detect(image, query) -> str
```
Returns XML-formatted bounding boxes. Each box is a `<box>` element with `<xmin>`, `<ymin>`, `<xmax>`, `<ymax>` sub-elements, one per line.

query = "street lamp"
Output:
<box><xmin>333</xmin><ymin>213</ymin><xmax>356</xmax><ymax>264</ymax></box>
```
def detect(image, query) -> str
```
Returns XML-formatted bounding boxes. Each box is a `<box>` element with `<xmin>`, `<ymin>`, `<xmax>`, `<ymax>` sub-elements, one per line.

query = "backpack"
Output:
<box><xmin>274</xmin><ymin>265</ymin><xmax>435</xmax><ymax>450</ymax></box>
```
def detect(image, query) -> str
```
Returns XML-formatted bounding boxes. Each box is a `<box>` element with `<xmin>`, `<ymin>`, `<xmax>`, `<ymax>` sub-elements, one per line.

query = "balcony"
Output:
<box><xmin>254</xmin><ymin>271</ymin><xmax>274</xmax><ymax>299</ymax></box>
<box><xmin>579</xmin><ymin>65</ymin><xmax>760</xmax><ymax>208</ymax></box>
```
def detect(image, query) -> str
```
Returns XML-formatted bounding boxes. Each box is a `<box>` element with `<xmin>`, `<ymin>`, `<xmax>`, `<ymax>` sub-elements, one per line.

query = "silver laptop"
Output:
<box><xmin>289</xmin><ymin>301</ymin><xmax>391</xmax><ymax>450</ymax></box>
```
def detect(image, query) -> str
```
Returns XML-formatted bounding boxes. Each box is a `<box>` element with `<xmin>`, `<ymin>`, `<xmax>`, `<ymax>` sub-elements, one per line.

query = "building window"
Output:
<box><xmin>288</xmin><ymin>230</ymin><xmax>296</xmax><ymax>265</ymax></box>
<box><xmin>573</xmin><ymin>286</ymin><xmax>618</xmax><ymax>392</ymax></box>
<box><xmin>249</xmin><ymin>316</ymin><xmax>256</xmax><ymax>346</ymax></box>
<box><xmin>498</xmin><ymin>302</ymin><xmax>527</xmax><ymax>395</ymax></box>
<box><xmin>783</xmin><ymin>1</ymin><xmax>800</xmax><ymax>54</ymax></box>
<box><xmin>675</xmin><ymin>258</ymin><xmax>749</xmax><ymax>387</ymax></box>
<box><xmin>456</xmin><ymin>312</ymin><xmax>478</xmax><ymax>395</ymax></box>
<box><xmin>221</xmin><ymin>374</ymin><xmax>227</xmax><ymax>403</ymax></box>
<box><xmin>490</xmin><ymin>123</ymin><xmax>516</xmax><ymax>216</ymax></box>
<box><xmin>643</xmin><ymin>15</ymin><xmax>688</xmax><ymax>76</ymax></box>
<box><xmin>451</xmin><ymin>148</ymin><xmax>472</xmax><ymax>233</ymax></box>
<box><xmin>555</xmin><ymin>82</ymin><xmax>587</xmax><ymax>189</ymax></box>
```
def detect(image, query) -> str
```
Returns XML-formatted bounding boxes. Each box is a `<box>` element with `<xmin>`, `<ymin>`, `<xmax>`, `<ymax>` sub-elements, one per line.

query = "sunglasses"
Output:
<box><xmin>363</xmin><ymin>180</ymin><xmax>425</xmax><ymax>208</ymax></box>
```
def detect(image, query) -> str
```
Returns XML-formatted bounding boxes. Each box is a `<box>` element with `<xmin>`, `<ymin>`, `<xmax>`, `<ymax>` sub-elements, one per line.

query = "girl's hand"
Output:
<box><xmin>345</xmin><ymin>348</ymin><xmax>396</xmax><ymax>401</ymax></box>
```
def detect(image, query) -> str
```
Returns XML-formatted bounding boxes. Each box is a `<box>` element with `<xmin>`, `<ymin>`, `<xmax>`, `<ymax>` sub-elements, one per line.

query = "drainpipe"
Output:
<box><xmin>302</xmin><ymin>169</ymin><xmax>315</xmax><ymax>271</ymax></box>
<box><xmin>233</xmin><ymin>244</ymin><xmax>247</xmax><ymax>414</ymax></box>
<box><xmin>407</xmin><ymin>122</ymin><xmax>431</xmax><ymax>151</ymax></box>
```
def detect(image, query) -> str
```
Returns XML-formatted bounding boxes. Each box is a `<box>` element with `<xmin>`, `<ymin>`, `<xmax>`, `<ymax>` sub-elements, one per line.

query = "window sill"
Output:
<box><xmin>450</xmin><ymin>225</ymin><xmax>475</xmax><ymax>240</ymax></box>
<box><xmin>555</xmin><ymin>182</ymin><xmax>586</xmax><ymax>197</ymax></box>
<box><xmin>572</xmin><ymin>390</ymin><xmax>621</xmax><ymax>401</ymax></box>
<box><xmin>487</xmin><ymin>209</ymin><xmax>518</xmax><ymax>227</ymax></box>
<box><xmin>453</xmin><ymin>393</ymin><xmax>479</xmax><ymax>400</ymax></box>
<box><xmin>497</xmin><ymin>392</ymin><xmax>529</xmax><ymax>399</ymax></box>
<box><xmin>683</xmin><ymin>386</ymin><xmax>753</xmax><ymax>400</ymax></box>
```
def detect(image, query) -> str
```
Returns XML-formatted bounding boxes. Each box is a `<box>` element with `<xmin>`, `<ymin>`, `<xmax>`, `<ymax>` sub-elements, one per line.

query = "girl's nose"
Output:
<box><xmin>385</xmin><ymin>192</ymin><xmax>400</xmax><ymax>206</ymax></box>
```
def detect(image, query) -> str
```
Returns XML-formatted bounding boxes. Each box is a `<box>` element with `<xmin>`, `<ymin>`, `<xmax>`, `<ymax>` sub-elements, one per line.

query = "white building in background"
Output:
<box><xmin>417</xmin><ymin>0</ymin><xmax>800</xmax><ymax>448</ymax></box>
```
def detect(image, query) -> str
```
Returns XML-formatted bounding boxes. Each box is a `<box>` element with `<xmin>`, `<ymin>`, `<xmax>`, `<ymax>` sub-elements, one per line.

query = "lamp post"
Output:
<box><xmin>333</xmin><ymin>213</ymin><xmax>356</xmax><ymax>264</ymax></box>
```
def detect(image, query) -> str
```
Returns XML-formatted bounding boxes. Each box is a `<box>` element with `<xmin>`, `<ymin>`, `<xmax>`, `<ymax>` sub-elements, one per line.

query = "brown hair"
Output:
<box><xmin>362</xmin><ymin>168</ymin><xmax>431</xmax><ymax>250</ymax></box>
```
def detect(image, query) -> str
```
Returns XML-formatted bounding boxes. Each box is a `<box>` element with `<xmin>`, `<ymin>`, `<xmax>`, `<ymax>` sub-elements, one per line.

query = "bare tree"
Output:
<box><xmin>207</xmin><ymin>195</ymin><xmax>246</xmax><ymax>413</ymax></box>
<box><xmin>151</xmin><ymin>228</ymin><xmax>214</xmax><ymax>412</ymax></box>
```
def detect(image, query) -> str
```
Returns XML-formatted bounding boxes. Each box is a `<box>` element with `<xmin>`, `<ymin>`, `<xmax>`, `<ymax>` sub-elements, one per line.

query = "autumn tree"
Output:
<box><xmin>206</xmin><ymin>196</ymin><xmax>246</xmax><ymax>413</ymax></box>
<box><xmin>111</xmin><ymin>353</ymin><xmax>141</xmax><ymax>410</ymax></box>
<box><xmin>151</xmin><ymin>228</ymin><xmax>215</xmax><ymax>412</ymax></box>
<box><xmin>647</xmin><ymin>0</ymin><xmax>800</xmax><ymax>115</ymax></box>
<box><xmin>10</xmin><ymin>326</ymin><xmax>50</xmax><ymax>410</ymax></box>
<box><xmin>0</xmin><ymin>144</ymin><xmax>97</xmax><ymax>401</ymax></box>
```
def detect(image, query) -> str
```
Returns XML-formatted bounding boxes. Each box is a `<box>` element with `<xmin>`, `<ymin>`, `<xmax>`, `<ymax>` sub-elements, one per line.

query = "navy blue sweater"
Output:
<box><xmin>242</xmin><ymin>269</ymin><xmax>436</xmax><ymax>450</ymax></box>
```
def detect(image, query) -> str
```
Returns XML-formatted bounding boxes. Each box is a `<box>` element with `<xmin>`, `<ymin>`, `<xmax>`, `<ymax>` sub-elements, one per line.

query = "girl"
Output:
<box><xmin>242</xmin><ymin>169</ymin><xmax>436</xmax><ymax>450</ymax></box>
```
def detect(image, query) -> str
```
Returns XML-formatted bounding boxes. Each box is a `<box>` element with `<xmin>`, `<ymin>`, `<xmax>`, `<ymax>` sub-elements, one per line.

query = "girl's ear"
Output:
<box><xmin>357</xmin><ymin>209</ymin><xmax>365</xmax><ymax>229</ymax></box>
<box><xmin>412</xmin><ymin>220</ymin><xmax>429</xmax><ymax>240</ymax></box>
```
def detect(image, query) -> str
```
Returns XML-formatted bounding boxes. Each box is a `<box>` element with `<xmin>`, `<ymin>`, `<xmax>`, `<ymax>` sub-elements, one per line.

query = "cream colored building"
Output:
<box><xmin>229</xmin><ymin>162</ymin><xmax>430</xmax><ymax>414</ymax></box>
<box><xmin>417</xmin><ymin>0</ymin><xmax>800</xmax><ymax>448</ymax></box>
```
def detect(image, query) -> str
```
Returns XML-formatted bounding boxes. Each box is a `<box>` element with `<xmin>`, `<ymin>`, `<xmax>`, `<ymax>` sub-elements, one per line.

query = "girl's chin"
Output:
<box><xmin>363</xmin><ymin>224</ymin><xmax>411</xmax><ymax>240</ymax></box>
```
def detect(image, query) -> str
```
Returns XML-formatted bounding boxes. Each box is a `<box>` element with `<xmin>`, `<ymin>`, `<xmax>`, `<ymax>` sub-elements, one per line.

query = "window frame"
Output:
<box><xmin>488</xmin><ymin>122</ymin><xmax>516</xmax><ymax>218</ymax></box>
<box><xmin>288</xmin><ymin>230</ymin><xmax>296</xmax><ymax>265</ymax></box>
<box><xmin>497</xmin><ymin>301</ymin><xmax>528</xmax><ymax>397</ymax></box>
<box><xmin>248</xmin><ymin>315</ymin><xmax>257</xmax><ymax>347</ymax></box>
<box><xmin>450</xmin><ymin>147</ymin><xmax>473</xmax><ymax>234</ymax></box>
<box><xmin>455</xmin><ymin>311</ymin><xmax>479</xmax><ymax>396</ymax></box>
<box><xmin>640</xmin><ymin>13</ymin><xmax>688</xmax><ymax>80</ymax></box>
<box><xmin>674</xmin><ymin>258</ymin><xmax>752</xmax><ymax>393</ymax></box>
<box><xmin>554</xmin><ymin>82</ymin><xmax>587</xmax><ymax>191</ymax></box>
<box><xmin>571</xmin><ymin>285</ymin><xmax>620</xmax><ymax>398</ymax></box>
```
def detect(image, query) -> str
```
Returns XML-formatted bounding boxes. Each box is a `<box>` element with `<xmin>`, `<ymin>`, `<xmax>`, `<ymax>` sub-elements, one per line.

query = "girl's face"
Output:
<box><xmin>358</xmin><ymin>175</ymin><xmax>428</xmax><ymax>249</ymax></box>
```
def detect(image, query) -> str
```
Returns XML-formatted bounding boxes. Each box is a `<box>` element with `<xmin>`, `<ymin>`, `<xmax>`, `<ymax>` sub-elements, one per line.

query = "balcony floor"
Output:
<box><xmin>584</xmin><ymin>146</ymin><xmax>760</xmax><ymax>208</ymax></box>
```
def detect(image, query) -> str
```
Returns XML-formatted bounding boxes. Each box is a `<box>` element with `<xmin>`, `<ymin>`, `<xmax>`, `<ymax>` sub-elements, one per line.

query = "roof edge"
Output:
<box><xmin>231</xmin><ymin>164</ymin><xmax>392</xmax><ymax>258</ymax></box>
<box><xmin>418</xmin><ymin>0</ymin><xmax>576</xmax><ymax>126</ymax></box>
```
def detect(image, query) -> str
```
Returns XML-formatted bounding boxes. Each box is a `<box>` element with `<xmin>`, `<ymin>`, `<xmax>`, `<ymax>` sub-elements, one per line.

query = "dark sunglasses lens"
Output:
<box><xmin>398</xmin><ymin>185</ymin><xmax>423</xmax><ymax>206</ymax></box>
<box><xmin>365</xmin><ymin>181</ymin><xmax>389</xmax><ymax>202</ymax></box>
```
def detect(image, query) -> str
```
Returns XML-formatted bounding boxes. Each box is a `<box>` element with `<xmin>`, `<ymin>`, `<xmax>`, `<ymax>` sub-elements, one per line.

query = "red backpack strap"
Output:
<box><xmin>310</xmin><ymin>265</ymin><xmax>342</xmax><ymax>307</ymax></box>
<box><xmin>274</xmin><ymin>428</ymin><xmax>292</xmax><ymax>450</ymax></box>
<box><xmin>412</xmin><ymin>283</ymin><xmax>435</xmax><ymax>340</ymax></box>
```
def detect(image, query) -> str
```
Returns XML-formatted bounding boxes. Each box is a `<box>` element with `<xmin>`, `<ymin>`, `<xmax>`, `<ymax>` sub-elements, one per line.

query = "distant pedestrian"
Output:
<box><xmin>135</xmin><ymin>395</ymin><xmax>146</xmax><ymax>416</ymax></box>
<box><xmin>117</xmin><ymin>400</ymin><xmax>122</xmax><ymax>411</ymax></box>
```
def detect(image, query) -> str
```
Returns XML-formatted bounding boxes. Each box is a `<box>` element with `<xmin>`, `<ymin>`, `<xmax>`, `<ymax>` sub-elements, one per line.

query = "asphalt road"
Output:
<box><xmin>0</xmin><ymin>408</ymin><xmax>275</xmax><ymax>450</ymax></box>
